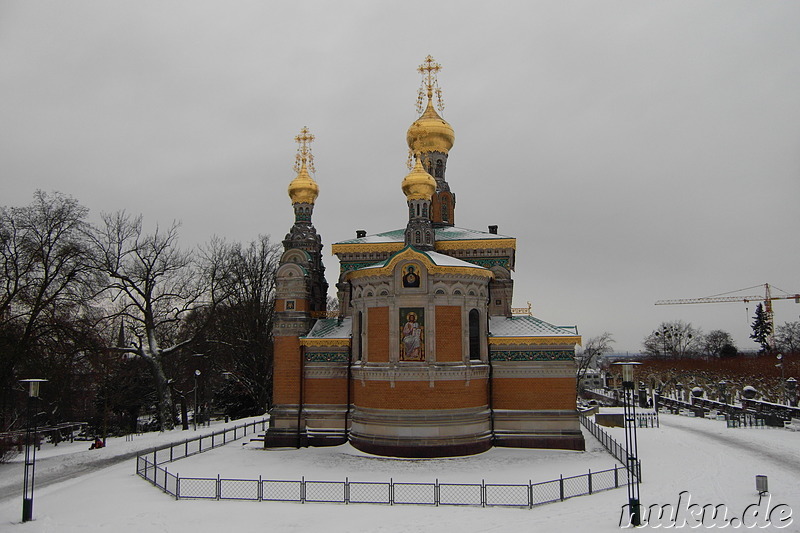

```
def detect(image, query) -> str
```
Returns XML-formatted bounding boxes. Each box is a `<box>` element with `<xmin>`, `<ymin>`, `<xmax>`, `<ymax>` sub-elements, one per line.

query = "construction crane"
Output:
<box><xmin>655</xmin><ymin>283</ymin><xmax>800</xmax><ymax>350</ymax></box>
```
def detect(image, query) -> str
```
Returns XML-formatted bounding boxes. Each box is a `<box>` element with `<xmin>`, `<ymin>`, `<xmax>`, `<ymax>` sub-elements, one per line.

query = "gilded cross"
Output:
<box><xmin>294</xmin><ymin>126</ymin><xmax>316</xmax><ymax>174</ymax></box>
<box><xmin>416</xmin><ymin>55</ymin><xmax>445</xmax><ymax>114</ymax></box>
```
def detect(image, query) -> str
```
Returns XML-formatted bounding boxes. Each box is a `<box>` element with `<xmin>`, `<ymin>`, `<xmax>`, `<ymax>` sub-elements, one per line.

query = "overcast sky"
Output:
<box><xmin>2</xmin><ymin>1</ymin><xmax>799</xmax><ymax>353</ymax></box>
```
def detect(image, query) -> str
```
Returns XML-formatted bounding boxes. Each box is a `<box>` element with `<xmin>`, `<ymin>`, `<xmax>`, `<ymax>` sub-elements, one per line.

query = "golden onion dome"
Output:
<box><xmin>401</xmin><ymin>156</ymin><xmax>436</xmax><ymax>201</ymax></box>
<box><xmin>406</xmin><ymin>99</ymin><xmax>455</xmax><ymax>154</ymax></box>
<box><xmin>287</xmin><ymin>161</ymin><xmax>319</xmax><ymax>204</ymax></box>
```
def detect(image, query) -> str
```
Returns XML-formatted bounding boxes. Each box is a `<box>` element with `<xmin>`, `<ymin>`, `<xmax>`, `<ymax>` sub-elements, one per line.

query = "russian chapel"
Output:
<box><xmin>264</xmin><ymin>56</ymin><xmax>584</xmax><ymax>457</ymax></box>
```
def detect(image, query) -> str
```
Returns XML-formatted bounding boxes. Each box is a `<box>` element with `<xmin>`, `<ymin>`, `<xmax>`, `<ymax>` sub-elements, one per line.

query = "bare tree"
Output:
<box><xmin>775</xmin><ymin>321</ymin><xmax>800</xmax><ymax>355</ymax></box>
<box><xmin>576</xmin><ymin>332</ymin><xmax>614</xmax><ymax>390</ymax></box>
<box><xmin>91</xmin><ymin>212</ymin><xmax>228</xmax><ymax>430</ymax></box>
<box><xmin>701</xmin><ymin>330</ymin><xmax>737</xmax><ymax>358</ymax></box>
<box><xmin>192</xmin><ymin>235</ymin><xmax>279</xmax><ymax>418</ymax></box>
<box><xmin>0</xmin><ymin>191</ymin><xmax>100</xmax><ymax>429</ymax></box>
<box><xmin>643</xmin><ymin>320</ymin><xmax>701</xmax><ymax>358</ymax></box>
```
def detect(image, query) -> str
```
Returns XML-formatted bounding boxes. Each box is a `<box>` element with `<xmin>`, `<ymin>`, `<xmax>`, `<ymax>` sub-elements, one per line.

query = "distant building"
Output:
<box><xmin>263</xmin><ymin>57</ymin><xmax>584</xmax><ymax>457</ymax></box>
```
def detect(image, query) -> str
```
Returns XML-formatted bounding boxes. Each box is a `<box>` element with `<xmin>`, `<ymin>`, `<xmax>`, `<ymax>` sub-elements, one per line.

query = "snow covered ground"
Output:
<box><xmin>0</xmin><ymin>412</ymin><xmax>797</xmax><ymax>532</ymax></box>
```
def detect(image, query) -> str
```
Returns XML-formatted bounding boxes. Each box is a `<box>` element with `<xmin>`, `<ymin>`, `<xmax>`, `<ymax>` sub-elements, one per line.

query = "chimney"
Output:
<box><xmin>488</xmin><ymin>225</ymin><xmax>498</xmax><ymax>235</ymax></box>
<box><xmin>356</xmin><ymin>230</ymin><xmax>366</xmax><ymax>238</ymax></box>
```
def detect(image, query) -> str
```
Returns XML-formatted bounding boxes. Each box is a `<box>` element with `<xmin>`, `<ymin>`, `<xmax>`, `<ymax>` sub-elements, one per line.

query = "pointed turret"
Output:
<box><xmin>406</xmin><ymin>55</ymin><xmax>456</xmax><ymax>227</ymax></box>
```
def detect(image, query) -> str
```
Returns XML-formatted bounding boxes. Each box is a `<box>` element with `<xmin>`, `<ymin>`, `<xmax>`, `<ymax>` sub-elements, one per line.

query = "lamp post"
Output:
<box><xmin>776</xmin><ymin>354</ymin><xmax>785</xmax><ymax>404</ymax></box>
<box><xmin>614</xmin><ymin>362</ymin><xmax>642</xmax><ymax>527</ymax></box>
<box><xmin>20</xmin><ymin>378</ymin><xmax>47</xmax><ymax>523</ymax></box>
<box><xmin>193</xmin><ymin>369</ymin><xmax>201</xmax><ymax>431</ymax></box>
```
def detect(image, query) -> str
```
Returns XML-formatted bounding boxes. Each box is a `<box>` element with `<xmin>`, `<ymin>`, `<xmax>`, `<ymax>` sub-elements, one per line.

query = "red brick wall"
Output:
<box><xmin>273</xmin><ymin>336</ymin><xmax>301</xmax><ymax>404</ymax></box>
<box><xmin>354</xmin><ymin>379</ymin><xmax>487</xmax><ymax>409</ymax></box>
<box><xmin>304</xmin><ymin>377</ymin><xmax>348</xmax><ymax>405</ymax></box>
<box><xmin>435</xmin><ymin>306</ymin><xmax>462</xmax><ymax>362</ymax></box>
<box><xmin>368</xmin><ymin>307</ymin><xmax>390</xmax><ymax>362</ymax></box>
<box><xmin>492</xmin><ymin>377</ymin><xmax>576</xmax><ymax>410</ymax></box>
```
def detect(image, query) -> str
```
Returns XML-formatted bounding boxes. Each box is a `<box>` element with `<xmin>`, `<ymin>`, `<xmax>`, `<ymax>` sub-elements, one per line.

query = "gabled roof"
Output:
<box><xmin>346</xmin><ymin>246</ymin><xmax>494</xmax><ymax>280</ymax></box>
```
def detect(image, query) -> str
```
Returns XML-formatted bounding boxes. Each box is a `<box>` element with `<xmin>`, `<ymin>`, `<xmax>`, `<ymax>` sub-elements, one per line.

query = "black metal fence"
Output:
<box><xmin>135</xmin><ymin>416</ymin><xmax>630</xmax><ymax>508</ymax></box>
<box><xmin>140</xmin><ymin>418</ymin><xmax>267</xmax><ymax>466</ymax></box>
<box><xmin>136</xmin><ymin>454</ymin><xmax>626</xmax><ymax>507</ymax></box>
<box><xmin>579</xmin><ymin>413</ymin><xmax>641</xmax><ymax>482</ymax></box>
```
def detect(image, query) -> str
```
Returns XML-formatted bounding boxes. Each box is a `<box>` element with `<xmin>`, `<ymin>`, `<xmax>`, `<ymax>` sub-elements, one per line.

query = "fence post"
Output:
<box><xmin>258</xmin><ymin>475</ymin><xmax>262</xmax><ymax>502</ymax></box>
<box><xmin>481</xmin><ymin>479</ymin><xmax>485</xmax><ymax>508</ymax></box>
<box><xmin>170</xmin><ymin>444</ymin><xmax>174</xmax><ymax>462</ymax></box>
<box><xmin>301</xmin><ymin>476</ymin><xmax>305</xmax><ymax>504</ymax></box>
<box><xmin>435</xmin><ymin>478</ymin><xmax>439</xmax><ymax>506</ymax></box>
<box><xmin>614</xmin><ymin>464</ymin><xmax>619</xmax><ymax>488</ymax></box>
<box><xmin>528</xmin><ymin>480</ymin><xmax>533</xmax><ymax>509</ymax></box>
<box><xmin>588</xmin><ymin>469</ymin><xmax>592</xmax><ymax>494</ymax></box>
<box><xmin>185</xmin><ymin>439</ymin><xmax>188</xmax><ymax>457</ymax></box>
<box><xmin>390</xmin><ymin>477</ymin><xmax>393</xmax><ymax>506</ymax></box>
<box><xmin>559</xmin><ymin>475</ymin><xmax>564</xmax><ymax>501</ymax></box>
<box><xmin>217</xmin><ymin>474</ymin><xmax>221</xmax><ymax>500</ymax></box>
<box><xmin>345</xmin><ymin>477</ymin><xmax>349</xmax><ymax>504</ymax></box>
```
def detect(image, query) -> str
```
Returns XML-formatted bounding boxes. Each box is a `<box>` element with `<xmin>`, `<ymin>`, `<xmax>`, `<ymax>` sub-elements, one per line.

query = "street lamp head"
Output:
<box><xmin>19</xmin><ymin>379</ymin><xmax>47</xmax><ymax>398</ymax></box>
<box><xmin>194</xmin><ymin>369</ymin><xmax>201</xmax><ymax>376</ymax></box>
<box><xmin>613</xmin><ymin>361</ymin><xmax>641</xmax><ymax>384</ymax></box>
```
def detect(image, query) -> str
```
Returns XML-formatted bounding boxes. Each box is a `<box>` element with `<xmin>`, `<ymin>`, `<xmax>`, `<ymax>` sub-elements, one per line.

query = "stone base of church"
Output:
<box><xmin>348</xmin><ymin>406</ymin><xmax>493</xmax><ymax>458</ymax></box>
<box><xmin>491</xmin><ymin>409</ymin><xmax>586</xmax><ymax>451</ymax></box>
<box><xmin>493</xmin><ymin>432</ymin><xmax>585</xmax><ymax>451</ymax></box>
<box><xmin>349</xmin><ymin>434</ymin><xmax>492</xmax><ymax>458</ymax></box>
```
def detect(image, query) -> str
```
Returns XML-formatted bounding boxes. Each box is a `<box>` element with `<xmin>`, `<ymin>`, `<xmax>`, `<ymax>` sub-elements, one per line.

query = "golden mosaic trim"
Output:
<box><xmin>435</xmin><ymin>238</ymin><xmax>516</xmax><ymax>251</ymax></box>
<box><xmin>331</xmin><ymin>242</ymin><xmax>404</xmax><ymax>255</ymax></box>
<box><xmin>300</xmin><ymin>338</ymin><xmax>351</xmax><ymax>347</ymax></box>
<box><xmin>488</xmin><ymin>336</ymin><xmax>582</xmax><ymax>346</ymax></box>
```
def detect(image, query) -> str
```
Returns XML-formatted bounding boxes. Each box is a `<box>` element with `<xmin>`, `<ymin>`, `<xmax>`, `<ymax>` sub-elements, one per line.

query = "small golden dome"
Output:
<box><xmin>288</xmin><ymin>161</ymin><xmax>319</xmax><ymax>204</ymax></box>
<box><xmin>406</xmin><ymin>99</ymin><xmax>455</xmax><ymax>154</ymax></box>
<box><xmin>401</xmin><ymin>156</ymin><xmax>436</xmax><ymax>201</ymax></box>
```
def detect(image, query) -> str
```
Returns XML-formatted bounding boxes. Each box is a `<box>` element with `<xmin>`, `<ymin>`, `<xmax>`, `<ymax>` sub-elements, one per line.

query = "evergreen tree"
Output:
<box><xmin>750</xmin><ymin>303</ymin><xmax>773</xmax><ymax>353</ymax></box>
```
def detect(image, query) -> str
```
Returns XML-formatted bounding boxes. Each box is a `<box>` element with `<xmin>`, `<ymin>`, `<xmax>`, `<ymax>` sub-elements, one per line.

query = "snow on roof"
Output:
<box><xmin>489</xmin><ymin>315</ymin><xmax>578</xmax><ymax>337</ymax></box>
<box><xmin>334</xmin><ymin>226</ymin><xmax>514</xmax><ymax>245</ymax></box>
<box><xmin>304</xmin><ymin>317</ymin><xmax>352</xmax><ymax>339</ymax></box>
<box><xmin>358</xmin><ymin>247</ymin><xmax>488</xmax><ymax>272</ymax></box>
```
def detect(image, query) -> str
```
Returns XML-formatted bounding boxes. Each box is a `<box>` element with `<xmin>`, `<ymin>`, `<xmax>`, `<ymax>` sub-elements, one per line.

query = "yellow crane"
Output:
<box><xmin>655</xmin><ymin>283</ymin><xmax>800</xmax><ymax>350</ymax></box>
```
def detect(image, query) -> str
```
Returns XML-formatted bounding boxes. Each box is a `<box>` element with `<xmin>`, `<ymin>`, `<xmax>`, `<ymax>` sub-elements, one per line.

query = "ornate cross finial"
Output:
<box><xmin>416</xmin><ymin>55</ymin><xmax>445</xmax><ymax>114</ymax></box>
<box><xmin>293</xmin><ymin>126</ymin><xmax>316</xmax><ymax>174</ymax></box>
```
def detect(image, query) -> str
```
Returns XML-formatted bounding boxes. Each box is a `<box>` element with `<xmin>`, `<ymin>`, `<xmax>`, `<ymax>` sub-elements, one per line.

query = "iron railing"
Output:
<box><xmin>580</xmin><ymin>413</ymin><xmax>641</xmax><ymax>482</ymax></box>
<box><xmin>136</xmin><ymin>454</ymin><xmax>626</xmax><ymax>507</ymax></box>
<box><xmin>138</xmin><ymin>418</ymin><xmax>267</xmax><ymax>467</ymax></box>
<box><xmin>135</xmin><ymin>415</ymin><xmax>631</xmax><ymax>509</ymax></box>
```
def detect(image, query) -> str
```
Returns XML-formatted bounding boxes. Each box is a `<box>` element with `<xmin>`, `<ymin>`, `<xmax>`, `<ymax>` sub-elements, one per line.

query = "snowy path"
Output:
<box><xmin>0</xmin><ymin>414</ymin><xmax>797</xmax><ymax>532</ymax></box>
<box><xmin>659</xmin><ymin>415</ymin><xmax>800</xmax><ymax>476</ymax></box>
<box><xmin>0</xmin><ymin>417</ymin><xmax>266</xmax><ymax>503</ymax></box>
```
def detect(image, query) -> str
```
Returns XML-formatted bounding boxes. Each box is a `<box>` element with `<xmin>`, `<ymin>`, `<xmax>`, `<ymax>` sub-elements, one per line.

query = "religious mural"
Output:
<box><xmin>399</xmin><ymin>307</ymin><xmax>425</xmax><ymax>361</ymax></box>
<box><xmin>402</xmin><ymin>265</ymin><xmax>421</xmax><ymax>288</ymax></box>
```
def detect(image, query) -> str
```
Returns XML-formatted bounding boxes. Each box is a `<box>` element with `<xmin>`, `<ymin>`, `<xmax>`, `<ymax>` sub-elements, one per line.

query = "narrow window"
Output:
<box><xmin>357</xmin><ymin>311</ymin><xmax>363</xmax><ymax>361</ymax></box>
<box><xmin>469</xmin><ymin>309</ymin><xmax>481</xmax><ymax>360</ymax></box>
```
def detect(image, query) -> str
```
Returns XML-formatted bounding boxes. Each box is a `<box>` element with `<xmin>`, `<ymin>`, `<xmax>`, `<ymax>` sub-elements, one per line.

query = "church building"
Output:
<box><xmin>264</xmin><ymin>56</ymin><xmax>584</xmax><ymax>457</ymax></box>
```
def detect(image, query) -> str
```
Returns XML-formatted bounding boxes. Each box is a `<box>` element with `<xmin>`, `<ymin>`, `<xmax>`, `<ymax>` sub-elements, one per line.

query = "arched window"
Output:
<box><xmin>441</xmin><ymin>196</ymin><xmax>449</xmax><ymax>222</ymax></box>
<box><xmin>469</xmin><ymin>309</ymin><xmax>481</xmax><ymax>360</ymax></box>
<box><xmin>357</xmin><ymin>311</ymin><xmax>363</xmax><ymax>361</ymax></box>
<box><xmin>435</xmin><ymin>160</ymin><xmax>443</xmax><ymax>178</ymax></box>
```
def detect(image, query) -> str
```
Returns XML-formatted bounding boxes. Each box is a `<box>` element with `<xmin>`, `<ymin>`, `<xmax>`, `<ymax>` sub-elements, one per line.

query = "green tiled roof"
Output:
<box><xmin>489</xmin><ymin>316</ymin><xmax>578</xmax><ymax>337</ymax></box>
<box><xmin>304</xmin><ymin>318</ymin><xmax>352</xmax><ymax>339</ymax></box>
